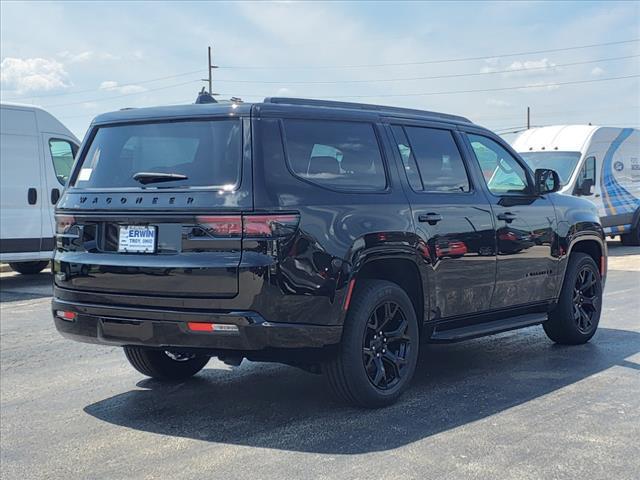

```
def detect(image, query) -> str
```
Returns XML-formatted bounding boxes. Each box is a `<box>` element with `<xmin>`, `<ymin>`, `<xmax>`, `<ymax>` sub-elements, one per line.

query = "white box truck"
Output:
<box><xmin>0</xmin><ymin>103</ymin><xmax>80</xmax><ymax>274</ymax></box>
<box><xmin>512</xmin><ymin>125</ymin><xmax>640</xmax><ymax>245</ymax></box>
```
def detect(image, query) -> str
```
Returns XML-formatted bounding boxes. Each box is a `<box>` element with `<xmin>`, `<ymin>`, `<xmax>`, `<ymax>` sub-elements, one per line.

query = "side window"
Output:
<box><xmin>467</xmin><ymin>134</ymin><xmax>530</xmax><ymax>195</ymax></box>
<box><xmin>579</xmin><ymin>156</ymin><xmax>596</xmax><ymax>183</ymax></box>
<box><xmin>48</xmin><ymin>139</ymin><xmax>78</xmax><ymax>185</ymax></box>
<box><xmin>402</xmin><ymin>126</ymin><xmax>470</xmax><ymax>193</ymax></box>
<box><xmin>282</xmin><ymin>119</ymin><xmax>386</xmax><ymax>191</ymax></box>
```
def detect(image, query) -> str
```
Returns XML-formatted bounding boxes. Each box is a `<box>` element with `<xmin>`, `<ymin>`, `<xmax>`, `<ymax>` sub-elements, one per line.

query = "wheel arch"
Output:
<box><xmin>558</xmin><ymin>234</ymin><xmax>607</xmax><ymax>295</ymax></box>
<box><xmin>347</xmin><ymin>256</ymin><xmax>425</xmax><ymax>331</ymax></box>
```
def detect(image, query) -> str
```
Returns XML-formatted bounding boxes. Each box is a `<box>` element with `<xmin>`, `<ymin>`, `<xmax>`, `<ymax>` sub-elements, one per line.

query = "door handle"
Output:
<box><xmin>497</xmin><ymin>212</ymin><xmax>517</xmax><ymax>223</ymax></box>
<box><xmin>418</xmin><ymin>213</ymin><xmax>443</xmax><ymax>225</ymax></box>
<box><xmin>28</xmin><ymin>188</ymin><xmax>37</xmax><ymax>205</ymax></box>
<box><xmin>51</xmin><ymin>188</ymin><xmax>61</xmax><ymax>204</ymax></box>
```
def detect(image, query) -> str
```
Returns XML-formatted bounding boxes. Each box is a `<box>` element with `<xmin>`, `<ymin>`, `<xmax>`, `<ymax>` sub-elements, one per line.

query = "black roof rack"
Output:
<box><xmin>263</xmin><ymin>97</ymin><xmax>472</xmax><ymax>124</ymax></box>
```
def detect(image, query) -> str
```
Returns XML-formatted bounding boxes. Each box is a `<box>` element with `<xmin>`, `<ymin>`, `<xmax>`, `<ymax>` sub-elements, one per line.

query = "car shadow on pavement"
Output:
<box><xmin>84</xmin><ymin>326</ymin><xmax>639</xmax><ymax>454</ymax></box>
<box><xmin>0</xmin><ymin>271</ymin><xmax>52</xmax><ymax>302</ymax></box>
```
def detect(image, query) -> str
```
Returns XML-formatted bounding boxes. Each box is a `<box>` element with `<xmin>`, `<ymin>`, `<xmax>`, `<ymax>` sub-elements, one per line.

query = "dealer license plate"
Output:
<box><xmin>118</xmin><ymin>225</ymin><xmax>156</xmax><ymax>253</ymax></box>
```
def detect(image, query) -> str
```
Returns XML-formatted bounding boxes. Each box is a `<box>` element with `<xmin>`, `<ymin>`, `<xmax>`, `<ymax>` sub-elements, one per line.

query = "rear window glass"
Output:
<box><xmin>73</xmin><ymin>119</ymin><xmax>241</xmax><ymax>188</ymax></box>
<box><xmin>282</xmin><ymin>119</ymin><xmax>386</xmax><ymax>191</ymax></box>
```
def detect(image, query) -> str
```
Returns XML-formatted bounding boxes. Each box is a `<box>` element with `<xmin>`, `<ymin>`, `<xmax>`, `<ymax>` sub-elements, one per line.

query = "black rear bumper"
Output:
<box><xmin>52</xmin><ymin>298</ymin><xmax>342</xmax><ymax>352</ymax></box>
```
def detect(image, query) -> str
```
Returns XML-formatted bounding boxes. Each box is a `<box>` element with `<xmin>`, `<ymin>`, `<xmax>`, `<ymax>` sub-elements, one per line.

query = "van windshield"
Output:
<box><xmin>518</xmin><ymin>151</ymin><xmax>581</xmax><ymax>184</ymax></box>
<box><xmin>72</xmin><ymin>119</ymin><xmax>241</xmax><ymax>189</ymax></box>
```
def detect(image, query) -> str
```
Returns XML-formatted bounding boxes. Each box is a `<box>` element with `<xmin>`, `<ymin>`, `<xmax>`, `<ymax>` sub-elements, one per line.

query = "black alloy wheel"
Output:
<box><xmin>544</xmin><ymin>252</ymin><xmax>602</xmax><ymax>345</ymax></box>
<box><xmin>572</xmin><ymin>266</ymin><xmax>599</xmax><ymax>334</ymax></box>
<box><xmin>362</xmin><ymin>301</ymin><xmax>412</xmax><ymax>390</ymax></box>
<box><xmin>324</xmin><ymin>279</ymin><xmax>419</xmax><ymax>408</ymax></box>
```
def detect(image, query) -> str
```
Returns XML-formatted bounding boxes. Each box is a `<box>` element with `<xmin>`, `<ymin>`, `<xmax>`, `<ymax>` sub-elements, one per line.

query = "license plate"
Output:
<box><xmin>118</xmin><ymin>225</ymin><xmax>156</xmax><ymax>253</ymax></box>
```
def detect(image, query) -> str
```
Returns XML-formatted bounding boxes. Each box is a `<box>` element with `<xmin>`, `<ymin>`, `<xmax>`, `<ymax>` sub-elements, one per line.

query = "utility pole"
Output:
<box><xmin>527</xmin><ymin>106</ymin><xmax>530</xmax><ymax>130</ymax></box>
<box><xmin>201</xmin><ymin>46</ymin><xmax>219</xmax><ymax>95</ymax></box>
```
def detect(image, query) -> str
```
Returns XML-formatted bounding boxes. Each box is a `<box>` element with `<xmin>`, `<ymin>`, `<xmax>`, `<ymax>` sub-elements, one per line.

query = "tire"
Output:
<box><xmin>324</xmin><ymin>279</ymin><xmax>419</xmax><ymax>408</ymax></box>
<box><xmin>8</xmin><ymin>261</ymin><xmax>49</xmax><ymax>275</ymax></box>
<box><xmin>620</xmin><ymin>224</ymin><xmax>640</xmax><ymax>246</ymax></box>
<box><xmin>123</xmin><ymin>346</ymin><xmax>209</xmax><ymax>381</ymax></box>
<box><xmin>543</xmin><ymin>253</ymin><xmax>603</xmax><ymax>345</ymax></box>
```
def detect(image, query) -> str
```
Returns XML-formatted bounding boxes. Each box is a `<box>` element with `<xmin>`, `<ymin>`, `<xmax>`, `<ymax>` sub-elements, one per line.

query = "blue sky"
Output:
<box><xmin>1</xmin><ymin>0</ymin><xmax>639</xmax><ymax>139</ymax></box>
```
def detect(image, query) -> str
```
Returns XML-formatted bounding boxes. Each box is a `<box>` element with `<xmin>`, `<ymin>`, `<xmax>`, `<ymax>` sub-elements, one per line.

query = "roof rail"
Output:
<box><xmin>263</xmin><ymin>97</ymin><xmax>472</xmax><ymax>124</ymax></box>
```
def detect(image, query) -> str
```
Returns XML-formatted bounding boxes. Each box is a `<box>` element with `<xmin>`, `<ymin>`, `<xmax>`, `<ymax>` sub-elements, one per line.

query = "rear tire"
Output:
<box><xmin>324</xmin><ymin>280</ymin><xmax>419</xmax><ymax>408</ymax></box>
<box><xmin>543</xmin><ymin>253</ymin><xmax>602</xmax><ymax>345</ymax></box>
<box><xmin>9</xmin><ymin>261</ymin><xmax>49</xmax><ymax>275</ymax></box>
<box><xmin>620</xmin><ymin>224</ymin><xmax>640</xmax><ymax>246</ymax></box>
<box><xmin>124</xmin><ymin>346</ymin><xmax>209</xmax><ymax>381</ymax></box>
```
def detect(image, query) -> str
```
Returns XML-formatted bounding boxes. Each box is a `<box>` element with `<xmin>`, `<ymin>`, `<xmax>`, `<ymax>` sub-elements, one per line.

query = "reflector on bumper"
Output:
<box><xmin>187</xmin><ymin>322</ymin><xmax>239</xmax><ymax>334</ymax></box>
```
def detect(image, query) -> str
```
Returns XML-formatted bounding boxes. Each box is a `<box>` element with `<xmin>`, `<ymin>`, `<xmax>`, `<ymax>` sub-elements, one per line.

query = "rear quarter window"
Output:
<box><xmin>72</xmin><ymin>119</ymin><xmax>241</xmax><ymax>189</ymax></box>
<box><xmin>282</xmin><ymin>119</ymin><xmax>387</xmax><ymax>191</ymax></box>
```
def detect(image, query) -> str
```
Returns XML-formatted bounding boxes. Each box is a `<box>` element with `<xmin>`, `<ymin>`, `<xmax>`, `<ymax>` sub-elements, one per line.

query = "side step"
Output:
<box><xmin>430</xmin><ymin>313</ymin><xmax>548</xmax><ymax>343</ymax></box>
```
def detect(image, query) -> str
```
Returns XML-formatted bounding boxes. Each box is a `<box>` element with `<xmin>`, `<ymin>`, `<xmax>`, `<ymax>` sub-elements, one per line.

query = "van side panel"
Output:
<box><xmin>0</xmin><ymin>108</ymin><xmax>44</xmax><ymax>260</ymax></box>
<box><xmin>597</xmin><ymin>128</ymin><xmax>640</xmax><ymax>234</ymax></box>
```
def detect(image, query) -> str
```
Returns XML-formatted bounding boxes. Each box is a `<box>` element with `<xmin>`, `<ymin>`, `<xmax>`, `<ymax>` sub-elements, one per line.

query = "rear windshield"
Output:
<box><xmin>72</xmin><ymin>119</ymin><xmax>241</xmax><ymax>189</ymax></box>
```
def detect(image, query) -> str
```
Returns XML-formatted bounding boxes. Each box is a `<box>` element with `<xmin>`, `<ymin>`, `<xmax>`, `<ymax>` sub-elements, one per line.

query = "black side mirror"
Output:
<box><xmin>534</xmin><ymin>168</ymin><xmax>561</xmax><ymax>194</ymax></box>
<box><xmin>575</xmin><ymin>178</ymin><xmax>594</xmax><ymax>196</ymax></box>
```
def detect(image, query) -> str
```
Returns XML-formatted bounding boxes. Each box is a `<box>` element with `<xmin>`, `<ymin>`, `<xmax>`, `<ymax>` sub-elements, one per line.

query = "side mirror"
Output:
<box><xmin>534</xmin><ymin>168</ymin><xmax>561</xmax><ymax>195</ymax></box>
<box><xmin>576</xmin><ymin>178</ymin><xmax>594</xmax><ymax>196</ymax></box>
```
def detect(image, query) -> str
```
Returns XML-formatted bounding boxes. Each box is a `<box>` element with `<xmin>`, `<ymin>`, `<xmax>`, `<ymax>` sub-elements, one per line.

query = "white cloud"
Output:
<box><xmin>58</xmin><ymin>51</ymin><xmax>120</xmax><ymax>62</ymax></box>
<box><xmin>505</xmin><ymin>58</ymin><xmax>558</xmax><ymax>76</ymax></box>
<box><xmin>486</xmin><ymin>98</ymin><xmax>512</xmax><ymax>107</ymax></box>
<box><xmin>519</xmin><ymin>81</ymin><xmax>561</xmax><ymax>92</ymax></box>
<box><xmin>0</xmin><ymin>57</ymin><xmax>71</xmax><ymax>93</ymax></box>
<box><xmin>58</xmin><ymin>50</ymin><xmax>93</xmax><ymax>63</ymax></box>
<box><xmin>99</xmin><ymin>80</ymin><xmax>147</xmax><ymax>94</ymax></box>
<box><xmin>591</xmin><ymin>66</ymin><xmax>605</xmax><ymax>76</ymax></box>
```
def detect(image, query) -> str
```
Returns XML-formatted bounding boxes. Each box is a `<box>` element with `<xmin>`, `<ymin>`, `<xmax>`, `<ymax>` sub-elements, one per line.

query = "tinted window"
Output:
<box><xmin>48</xmin><ymin>139</ymin><xmax>78</xmax><ymax>185</ymax></box>
<box><xmin>468</xmin><ymin>134</ymin><xmax>530</xmax><ymax>195</ymax></box>
<box><xmin>283</xmin><ymin>119</ymin><xmax>386</xmax><ymax>191</ymax></box>
<box><xmin>73</xmin><ymin>120</ymin><xmax>241</xmax><ymax>189</ymax></box>
<box><xmin>403</xmin><ymin>126</ymin><xmax>470</xmax><ymax>193</ymax></box>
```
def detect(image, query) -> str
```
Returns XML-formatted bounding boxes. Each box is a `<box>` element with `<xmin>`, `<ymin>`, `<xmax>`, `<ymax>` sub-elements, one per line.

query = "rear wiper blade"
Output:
<box><xmin>132</xmin><ymin>172</ymin><xmax>188</xmax><ymax>185</ymax></box>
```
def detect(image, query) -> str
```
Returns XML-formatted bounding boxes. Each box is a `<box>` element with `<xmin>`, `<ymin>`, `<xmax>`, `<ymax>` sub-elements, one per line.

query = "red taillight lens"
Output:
<box><xmin>56</xmin><ymin>215</ymin><xmax>75</xmax><ymax>234</ymax></box>
<box><xmin>196</xmin><ymin>215</ymin><xmax>242</xmax><ymax>237</ymax></box>
<box><xmin>243</xmin><ymin>214</ymin><xmax>300</xmax><ymax>238</ymax></box>
<box><xmin>195</xmin><ymin>213</ymin><xmax>299</xmax><ymax>238</ymax></box>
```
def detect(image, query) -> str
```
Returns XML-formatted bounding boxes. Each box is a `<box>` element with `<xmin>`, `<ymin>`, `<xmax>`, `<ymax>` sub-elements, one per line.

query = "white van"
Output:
<box><xmin>0</xmin><ymin>103</ymin><xmax>80</xmax><ymax>274</ymax></box>
<box><xmin>512</xmin><ymin>125</ymin><xmax>640</xmax><ymax>245</ymax></box>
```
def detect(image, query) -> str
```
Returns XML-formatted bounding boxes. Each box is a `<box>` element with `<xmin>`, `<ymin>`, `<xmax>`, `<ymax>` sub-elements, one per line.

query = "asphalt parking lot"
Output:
<box><xmin>1</xmin><ymin>243</ymin><xmax>639</xmax><ymax>480</ymax></box>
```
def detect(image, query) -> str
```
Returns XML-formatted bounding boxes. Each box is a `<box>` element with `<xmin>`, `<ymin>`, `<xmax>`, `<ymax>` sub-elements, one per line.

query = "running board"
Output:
<box><xmin>430</xmin><ymin>313</ymin><xmax>548</xmax><ymax>343</ymax></box>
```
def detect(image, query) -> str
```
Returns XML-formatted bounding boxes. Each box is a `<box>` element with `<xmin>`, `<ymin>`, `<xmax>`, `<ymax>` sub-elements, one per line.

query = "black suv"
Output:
<box><xmin>53</xmin><ymin>98</ymin><xmax>607</xmax><ymax>407</ymax></box>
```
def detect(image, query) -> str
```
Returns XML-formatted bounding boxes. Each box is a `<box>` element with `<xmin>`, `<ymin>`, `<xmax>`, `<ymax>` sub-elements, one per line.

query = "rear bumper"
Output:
<box><xmin>52</xmin><ymin>298</ymin><xmax>342</xmax><ymax>351</ymax></box>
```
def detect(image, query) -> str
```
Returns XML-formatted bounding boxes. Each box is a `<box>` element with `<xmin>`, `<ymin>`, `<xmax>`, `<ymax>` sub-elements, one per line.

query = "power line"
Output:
<box><xmin>42</xmin><ymin>79</ymin><xmax>200</xmax><ymax>108</ymax></box>
<box><xmin>1</xmin><ymin>69</ymin><xmax>205</xmax><ymax>101</ymax></box>
<box><xmin>212</xmin><ymin>54</ymin><xmax>639</xmax><ymax>84</ymax></box>
<box><xmin>217</xmin><ymin>74</ymin><xmax>639</xmax><ymax>99</ymax></box>
<box><xmin>217</xmin><ymin>38</ymin><xmax>639</xmax><ymax>69</ymax></box>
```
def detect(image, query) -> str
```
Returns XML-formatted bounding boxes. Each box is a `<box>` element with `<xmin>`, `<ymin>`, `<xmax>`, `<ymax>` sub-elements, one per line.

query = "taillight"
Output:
<box><xmin>243</xmin><ymin>214</ymin><xmax>299</xmax><ymax>238</ymax></box>
<box><xmin>56</xmin><ymin>215</ymin><xmax>75</xmax><ymax>234</ymax></box>
<box><xmin>196</xmin><ymin>215</ymin><xmax>242</xmax><ymax>237</ymax></box>
<box><xmin>195</xmin><ymin>213</ymin><xmax>299</xmax><ymax>238</ymax></box>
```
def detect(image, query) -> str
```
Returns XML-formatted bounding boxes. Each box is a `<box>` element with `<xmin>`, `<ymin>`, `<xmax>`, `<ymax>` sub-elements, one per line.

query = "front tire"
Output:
<box><xmin>620</xmin><ymin>224</ymin><xmax>640</xmax><ymax>246</ymax></box>
<box><xmin>324</xmin><ymin>280</ymin><xmax>419</xmax><ymax>408</ymax></box>
<box><xmin>9</xmin><ymin>261</ymin><xmax>49</xmax><ymax>275</ymax></box>
<box><xmin>124</xmin><ymin>346</ymin><xmax>209</xmax><ymax>381</ymax></box>
<box><xmin>543</xmin><ymin>253</ymin><xmax>602</xmax><ymax>345</ymax></box>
